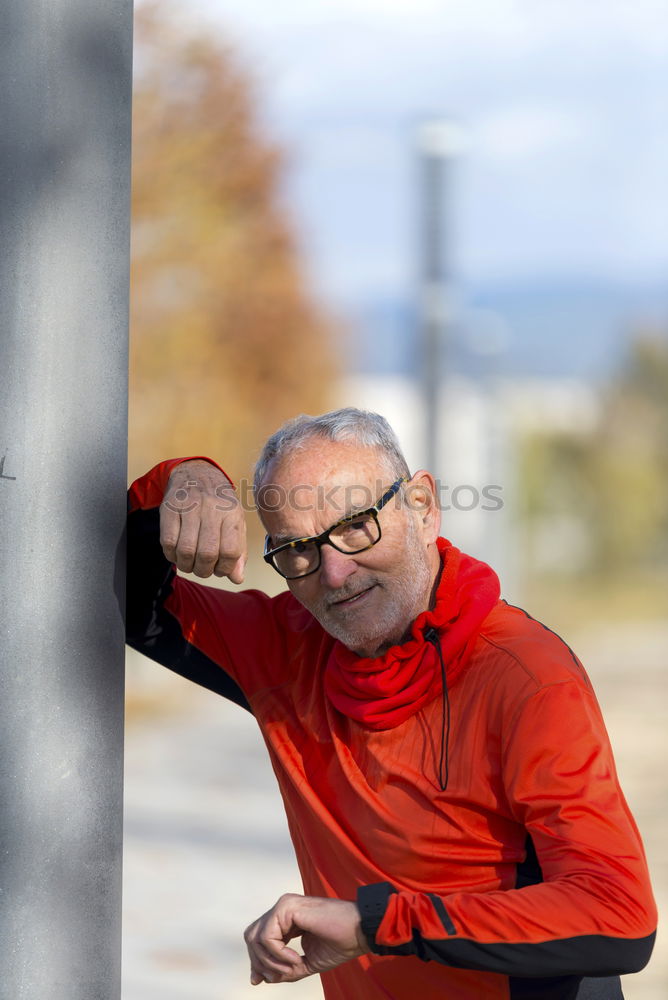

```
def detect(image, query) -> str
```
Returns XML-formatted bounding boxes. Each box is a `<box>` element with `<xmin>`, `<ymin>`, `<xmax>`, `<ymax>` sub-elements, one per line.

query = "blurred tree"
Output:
<box><xmin>129</xmin><ymin>1</ymin><xmax>338</xmax><ymax>491</ymax></box>
<box><xmin>592</xmin><ymin>333</ymin><xmax>668</xmax><ymax>571</ymax></box>
<box><xmin>520</xmin><ymin>332</ymin><xmax>668</xmax><ymax>583</ymax></box>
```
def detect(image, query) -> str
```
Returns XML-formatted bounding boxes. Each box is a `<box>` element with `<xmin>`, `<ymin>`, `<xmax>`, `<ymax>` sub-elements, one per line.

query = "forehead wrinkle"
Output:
<box><xmin>260</xmin><ymin>441</ymin><xmax>394</xmax><ymax>491</ymax></box>
<box><xmin>258</xmin><ymin>440</ymin><xmax>397</xmax><ymax>542</ymax></box>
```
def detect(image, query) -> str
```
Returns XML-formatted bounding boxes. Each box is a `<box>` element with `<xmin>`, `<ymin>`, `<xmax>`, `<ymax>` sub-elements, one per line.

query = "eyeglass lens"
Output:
<box><xmin>273</xmin><ymin>513</ymin><xmax>380</xmax><ymax>578</ymax></box>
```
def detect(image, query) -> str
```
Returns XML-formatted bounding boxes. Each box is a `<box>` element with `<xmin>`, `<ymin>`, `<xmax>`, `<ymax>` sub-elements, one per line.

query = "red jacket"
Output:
<box><xmin>127</xmin><ymin>460</ymin><xmax>656</xmax><ymax>1000</ymax></box>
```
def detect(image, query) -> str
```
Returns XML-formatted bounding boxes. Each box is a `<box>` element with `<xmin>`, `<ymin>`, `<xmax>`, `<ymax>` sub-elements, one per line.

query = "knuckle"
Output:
<box><xmin>223</xmin><ymin>550</ymin><xmax>243</xmax><ymax>566</ymax></box>
<box><xmin>178</xmin><ymin>545</ymin><xmax>197</xmax><ymax>560</ymax></box>
<box><xmin>197</xmin><ymin>547</ymin><xmax>219</xmax><ymax>563</ymax></box>
<box><xmin>220</xmin><ymin>540</ymin><xmax>243</xmax><ymax>559</ymax></box>
<box><xmin>222</xmin><ymin>512</ymin><xmax>243</xmax><ymax>532</ymax></box>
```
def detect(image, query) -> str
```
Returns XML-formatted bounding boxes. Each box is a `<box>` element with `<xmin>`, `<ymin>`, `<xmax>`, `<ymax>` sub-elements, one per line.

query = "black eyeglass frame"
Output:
<box><xmin>263</xmin><ymin>476</ymin><xmax>408</xmax><ymax>580</ymax></box>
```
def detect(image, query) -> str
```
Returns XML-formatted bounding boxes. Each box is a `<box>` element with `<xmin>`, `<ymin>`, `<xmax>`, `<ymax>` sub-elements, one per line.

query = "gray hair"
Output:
<box><xmin>253</xmin><ymin>407</ymin><xmax>411</xmax><ymax>493</ymax></box>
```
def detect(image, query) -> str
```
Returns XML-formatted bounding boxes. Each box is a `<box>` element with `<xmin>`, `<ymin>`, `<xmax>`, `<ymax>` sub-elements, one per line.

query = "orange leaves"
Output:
<box><xmin>129</xmin><ymin>3</ymin><xmax>338</xmax><ymax>488</ymax></box>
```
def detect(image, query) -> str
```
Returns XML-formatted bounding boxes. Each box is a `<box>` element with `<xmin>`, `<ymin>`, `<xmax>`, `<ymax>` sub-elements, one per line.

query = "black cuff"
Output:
<box><xmin>356</xmin><ymin>882</ymin><xmax>397</xmax><ymax>952</ymax></box>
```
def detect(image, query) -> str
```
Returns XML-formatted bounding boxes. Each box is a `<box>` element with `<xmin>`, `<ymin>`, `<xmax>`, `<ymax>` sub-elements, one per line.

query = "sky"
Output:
<box><xmin>181</xmin><ymin>0</ymin><xmax>668</xmax><ymax>307</ymax></box>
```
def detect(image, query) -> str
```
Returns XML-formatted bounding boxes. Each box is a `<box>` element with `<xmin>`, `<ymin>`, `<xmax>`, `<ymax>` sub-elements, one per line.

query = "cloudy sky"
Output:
<box><xmin>186</xmin><ymin>0</ymin><xmax>667</xmax><ymax>306</ymax></box>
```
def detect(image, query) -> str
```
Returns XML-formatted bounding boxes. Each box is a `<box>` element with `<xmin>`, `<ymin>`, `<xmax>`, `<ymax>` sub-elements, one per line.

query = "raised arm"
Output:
<box><xmin>126</xmin><ymin>456</ymin><xmax>250</xmax><ymax>708</ymax></box>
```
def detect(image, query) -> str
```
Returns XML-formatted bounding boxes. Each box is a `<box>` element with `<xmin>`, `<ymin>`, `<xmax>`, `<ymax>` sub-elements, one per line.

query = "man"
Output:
<box><xmin>126</xmin><ymin>408</ymin><xmax>656</xmax><ymax>999</ymax></box>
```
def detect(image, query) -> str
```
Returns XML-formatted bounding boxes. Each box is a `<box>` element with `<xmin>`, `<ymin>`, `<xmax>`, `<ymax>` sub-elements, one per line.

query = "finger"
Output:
<box><xmin>219</xmin><ymin>551</ymin><xmax>247</xmax><ymax>584</ymax></box>
<box><xmin>170</xmin><ymin>508</ymin><xmax>202</xmax><ymax>575</ymax></box>
<box><xmin>250</xmin><ymin>966</ymin><xmax>303</xmax><ymax>986</ymax></box>
<box><xmin>247</xmin><ymin>933</ymin><xmax>302</xmax><ymax>968</ymax></box>
<box><xmin>249</xmin><ymin>955</ymin><xmax>301</xmax><ymax>981</ymax></box>
<box><xmin>212</xmin><ymin>549</ymin><xmax>245</xmax><ymax>581</ymax></box>
<box><xmin>250</xmin><ymin>966</ymin><xmax>264</xmax><ymax>986</ymax></box>
<box><xmin>191</xmin><ymin>500</ymin><xmax>227</xmax><ymax>578</ymax></box>
<box><xmin>160</xmin><ymin>473</ymin><xmax>203</xmax><ymax>561</ymax></box>
<box><xmin>245</xmin><ymin>916</ymin><xmax>303</xmax><ymax>982</ymax></box>
<box><xmin>252</xmin><ymin>955</ymin><xmax>313</xmax><ymax>985</ymax></box>
<box><xmin>247</xmin><ymin>943</ymin><xmax>302</xmax><ymax>985</ymax></box>
<box><xmin>160</xmin><ymin>502</ymin><xmax>184</xmax><ymax>565</ymax></box>
<box><xmin>214</xmin><ymin>514</ymin><xmax>247</xmax><ymax>581</ymax></box>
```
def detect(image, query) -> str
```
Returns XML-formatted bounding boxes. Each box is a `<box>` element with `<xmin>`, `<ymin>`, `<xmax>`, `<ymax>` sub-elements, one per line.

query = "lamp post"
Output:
<box><xmin>0</xmin><ymin>2</ymin><xmax>133</xmax><ymax>997</ymax></box>
<box><xmin>416</xmin><ymin>119</ymin><xmax>465</xmax><ymax>474</ymax></box>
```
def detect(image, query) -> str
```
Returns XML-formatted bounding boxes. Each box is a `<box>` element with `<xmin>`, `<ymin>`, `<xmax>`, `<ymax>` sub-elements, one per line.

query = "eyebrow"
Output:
<box><xmin>271</xmin><ymin>532</ymin><xmax>306</xmax><ymax>546</ymax></box>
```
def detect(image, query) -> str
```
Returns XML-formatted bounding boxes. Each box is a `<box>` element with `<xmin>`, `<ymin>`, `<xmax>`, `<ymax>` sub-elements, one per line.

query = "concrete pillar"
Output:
<box><xmin>0</xmin><ymin>2</ymin><xmax>133</xmax><ymax>997</ymax></box>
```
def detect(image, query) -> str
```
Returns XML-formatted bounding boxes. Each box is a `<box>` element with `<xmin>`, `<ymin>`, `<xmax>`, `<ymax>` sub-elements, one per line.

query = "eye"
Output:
<box><xmin>292</xmin><ymin>540</ymin><xmax>308</xmax><ymax>553</ymax></box>
<box><xmin>342</xmin><ymin>519</ymin><xmax>365</xmax><ymax>533</ymax></box>
<box><xmin>341</xmin><ymin>514</ymin><xmax>373</xmax><ymax>532</ymax></box>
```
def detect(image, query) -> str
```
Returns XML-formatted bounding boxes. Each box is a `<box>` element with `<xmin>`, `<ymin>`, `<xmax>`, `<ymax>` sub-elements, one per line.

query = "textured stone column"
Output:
<box><xmin>0</xmin><ymin>2</ymin><xmax>132</xmax><ymax>997</ymax></box>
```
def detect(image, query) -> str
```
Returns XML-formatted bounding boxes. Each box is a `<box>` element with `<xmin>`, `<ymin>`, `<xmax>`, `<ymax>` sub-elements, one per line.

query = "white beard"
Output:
<box><xmin>304</xmin><ymin>517</ymin><xmax>434</xmax><ymax>657</ymax></box>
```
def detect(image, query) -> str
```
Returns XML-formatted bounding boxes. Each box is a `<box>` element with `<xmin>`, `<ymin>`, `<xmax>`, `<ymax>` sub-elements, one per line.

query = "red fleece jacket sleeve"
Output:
<box><xmin>360</xmin><ymin>680</ymin><xmax>656</xmax><ymax>977</ymax></box>
<box><xmin>126</xmin><ymin>457</ymin><xmax>297</xmax><ymax>702</ymax></box>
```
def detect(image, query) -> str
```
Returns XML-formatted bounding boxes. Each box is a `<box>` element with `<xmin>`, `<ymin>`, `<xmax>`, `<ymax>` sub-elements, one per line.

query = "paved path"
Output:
<box><xmin>123</xmin><ymin>659</ymin><xmax>322</xmax><ymax>1000</ymax></box>
<box><xmin>122</xmin><ymin>622</ymin><xmax>667</xmax><ymax>999</ymax></box>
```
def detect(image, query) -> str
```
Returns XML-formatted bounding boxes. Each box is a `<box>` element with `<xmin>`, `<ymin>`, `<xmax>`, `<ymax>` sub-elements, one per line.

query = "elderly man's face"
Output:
<box><xmin>259</xmin><ymin>438</ymin><xmax>441</xmax><ymax>657</ymax></box>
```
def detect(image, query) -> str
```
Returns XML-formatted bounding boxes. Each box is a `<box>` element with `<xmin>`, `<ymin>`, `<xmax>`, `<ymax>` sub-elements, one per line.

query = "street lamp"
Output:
<box><xmin>416</xmin><ymin>118</ymin><xmax>466</xmax><ymax>473</ymax></box>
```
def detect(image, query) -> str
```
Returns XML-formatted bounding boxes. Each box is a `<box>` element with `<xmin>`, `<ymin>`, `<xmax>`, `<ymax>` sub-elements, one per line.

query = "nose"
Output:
<box><xmin>318</xmin><ymin>542</ymin><xmax>357</xmax><ymax>590</ymax></box>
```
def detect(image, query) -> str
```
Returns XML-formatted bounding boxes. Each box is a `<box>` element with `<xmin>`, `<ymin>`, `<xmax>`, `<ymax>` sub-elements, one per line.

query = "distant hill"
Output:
<box><xmin>344</xmin><ymin>279</ymin><xmax>668</xmax><ymax>381</ymax></box>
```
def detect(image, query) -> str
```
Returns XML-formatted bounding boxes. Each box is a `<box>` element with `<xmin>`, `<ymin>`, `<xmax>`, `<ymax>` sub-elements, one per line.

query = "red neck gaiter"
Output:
<box><xmin>324</xmin><ymin>537</ymin><xmax>500</xmax><ymax>730</ymax></box>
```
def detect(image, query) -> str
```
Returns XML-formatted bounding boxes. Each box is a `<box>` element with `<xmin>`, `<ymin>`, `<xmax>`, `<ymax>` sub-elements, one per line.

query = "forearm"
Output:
<box><xmin>126</xmin><ymin>458</ymin><xmax>250</xmax><ymax>708</ymax></box>
<box><xmin>357</xmin><ymin>870</ymin><xmax>656</xmax><ymax>978</ymax></box>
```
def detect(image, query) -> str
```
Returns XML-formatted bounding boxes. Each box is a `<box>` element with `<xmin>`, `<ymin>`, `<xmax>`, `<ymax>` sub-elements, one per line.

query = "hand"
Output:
<box><xmin>160</xmin><ymin>460</ymin><xmax>247</xmax><ymax>581</ymax></box>
<box><xmin>243</xmin><ymin>893</ymin><xmax>368</xmax><ymax>985</ymax></box>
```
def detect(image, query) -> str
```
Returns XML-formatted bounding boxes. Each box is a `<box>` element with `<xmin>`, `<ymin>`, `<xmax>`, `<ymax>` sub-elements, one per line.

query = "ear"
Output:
<box><xmin>405</xmin><ymin>470</ymin><xmax>441</xmax><ymax>543</ymax></box>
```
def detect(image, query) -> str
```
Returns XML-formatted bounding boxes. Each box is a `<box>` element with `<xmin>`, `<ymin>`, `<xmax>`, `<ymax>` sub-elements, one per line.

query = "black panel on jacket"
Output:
<box><xmin>126</xmin><ymin>505</ymin><xmax>251</xmax><ymax>712</ymax></box>
<box><xmin>511</xmin><ymin>836</ymin><xmax>625</xmax><ymax>998</ymax></box>
<box><xmin>385</xmin><ymin>930</ymin><xmax>654</xmax><ymax>979</ymax></box>
<box><xmin>509</xmin><ymin>973</ymin><xmax>624</xmax><ymax>999</ymax></box>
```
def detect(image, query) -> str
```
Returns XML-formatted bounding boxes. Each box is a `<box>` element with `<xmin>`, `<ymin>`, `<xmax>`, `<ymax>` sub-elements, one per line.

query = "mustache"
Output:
<box><xmin>324</xmin><ymin>579</ymin><xmax>377</xmax><ymax>608</ymax></box>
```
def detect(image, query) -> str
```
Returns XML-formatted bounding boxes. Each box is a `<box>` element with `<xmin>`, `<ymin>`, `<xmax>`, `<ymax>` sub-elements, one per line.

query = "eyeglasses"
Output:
<box><xmin>263</xmin><ymin>477</ymin><xmax>407</xmax><ymax>580</ymax></box>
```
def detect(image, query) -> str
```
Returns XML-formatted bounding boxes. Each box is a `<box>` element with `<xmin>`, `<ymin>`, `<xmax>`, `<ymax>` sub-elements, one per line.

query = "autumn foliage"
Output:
<box><xmin>129</xmin><ymin>3</ymin><xmax>338</xmax><ymax>486</ymax></box>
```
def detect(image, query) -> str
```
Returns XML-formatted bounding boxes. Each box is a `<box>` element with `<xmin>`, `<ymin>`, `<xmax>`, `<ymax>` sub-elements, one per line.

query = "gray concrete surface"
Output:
<box><xmin>122</xmin><ymin>622</ymin><xmax>667</xmax><ymax>1000</ymax></box>
<box><xmin>0</xmin><ymin>2</ymin><xmax>132</xmax><ymax>995</ymax></box>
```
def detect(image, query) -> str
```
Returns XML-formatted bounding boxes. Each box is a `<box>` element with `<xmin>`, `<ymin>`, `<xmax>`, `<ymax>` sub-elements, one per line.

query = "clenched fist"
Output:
<box><xmin>160</xmin><ymin>459</ymin><xmax>247</xmax><ymax>581</ymax></box>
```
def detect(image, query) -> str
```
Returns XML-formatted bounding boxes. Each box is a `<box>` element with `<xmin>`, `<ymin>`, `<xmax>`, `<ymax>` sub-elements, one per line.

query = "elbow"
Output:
<box><xmin>576</xmin><ymin>929</ymin><xmax>657</xmax><ymax>977</ymax></box>
<box><xmin>612</xmin><ymin>930</ymin><xmax>656</xmax><ymax>975</ymax></box>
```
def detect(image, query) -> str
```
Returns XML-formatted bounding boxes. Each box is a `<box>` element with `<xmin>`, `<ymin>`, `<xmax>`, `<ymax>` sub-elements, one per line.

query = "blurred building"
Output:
<box><xmin>335</xmin><ymin>370</ymin><xmax>600</xmax><ymax>601</ymax></box>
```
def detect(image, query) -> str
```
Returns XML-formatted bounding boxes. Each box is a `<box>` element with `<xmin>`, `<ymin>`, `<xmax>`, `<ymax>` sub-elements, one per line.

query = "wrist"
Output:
<box><xmin>356</xmin><ymin>882</ymin><xmax>396</xmax><ymax>954</ymax></box>
<box><xmin>353</xmin><ymin>906</ymin><xmax>370</xmax><ymax>955</ymax></box>
<box><xmin>167</xmin><ymin>457</ymin><xmax>233</xmax><ymax>489</ymax></box>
